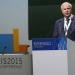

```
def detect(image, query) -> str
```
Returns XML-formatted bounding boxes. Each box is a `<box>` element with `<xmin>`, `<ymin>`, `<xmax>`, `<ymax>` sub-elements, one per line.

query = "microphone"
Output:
<box><xmin>2</xmin><ymin>46</ymin><xmax>7</xmax><ymax>55</ymax></box>
<box><xmin>27</xmin><ymin>45</ymin><xmax>30</xmax><ymax>47</ymax></box>
<box><xmin>25</xmin><ymin>45</ymin><xmax>30</xmax><ymax>54</ymax></box>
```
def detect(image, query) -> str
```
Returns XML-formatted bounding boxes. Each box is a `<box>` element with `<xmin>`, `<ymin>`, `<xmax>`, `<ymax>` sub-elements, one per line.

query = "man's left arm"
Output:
<box><xmin>53</xmin><ymin>21</ymin><xmax>59</xmax><ymax>38</ymax></box>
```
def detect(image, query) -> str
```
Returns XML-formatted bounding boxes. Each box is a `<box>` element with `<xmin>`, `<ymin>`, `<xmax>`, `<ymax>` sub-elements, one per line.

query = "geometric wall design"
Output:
<box><xmin>0</xmin><ymin>29</ymin><xmax>28</xmax><ymax>53</ymax></box>
<box><xmin>0</xmin><ymin>34</ymin><xmax>13</xmax><ymax>52</ymax></box>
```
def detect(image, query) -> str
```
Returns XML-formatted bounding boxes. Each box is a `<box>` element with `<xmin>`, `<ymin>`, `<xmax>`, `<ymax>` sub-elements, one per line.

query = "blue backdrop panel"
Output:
<box><xmin>0</xmin><ymin>34</ymin><xmax>13</xmax><ymax>53</ymax></box>
<box><xmin>32</xmin><ymin>38</ymin><xmax>67</xmax><ymax>50</ymax></box>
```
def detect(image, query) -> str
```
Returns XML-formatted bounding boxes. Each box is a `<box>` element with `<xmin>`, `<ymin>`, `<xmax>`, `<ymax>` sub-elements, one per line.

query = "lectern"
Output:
<box><xmin>0</xmin><ymin>53</ymin><xmax>32</xmax><ymax>75</ymax></box>
<box><xmin>32</xmin><ymin>38</ymin><xmax>72</xmax><ymax>75</ymax></box>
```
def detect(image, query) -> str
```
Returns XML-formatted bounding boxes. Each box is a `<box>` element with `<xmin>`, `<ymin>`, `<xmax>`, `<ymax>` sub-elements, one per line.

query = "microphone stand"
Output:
<box><xmin>2</xmin><ymin>46</ymin><xmax>7</xmax><ymax>55</ymax></box>
<box><xmin>46</xmin><ymin>27</ymin><xmax>54</xmax><ymax>38</ymax></box>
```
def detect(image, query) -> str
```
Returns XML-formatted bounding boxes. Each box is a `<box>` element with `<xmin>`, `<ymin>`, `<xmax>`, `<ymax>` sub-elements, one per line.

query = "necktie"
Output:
<box><xmin>65</xmin><ymin>19</ymin><xmax>70</xmax><ymax>36</ymax></box>
<box><xmin>66</xmin><ymin>19</ymin><xmax>69</xmax><ymax>25</ymax></box>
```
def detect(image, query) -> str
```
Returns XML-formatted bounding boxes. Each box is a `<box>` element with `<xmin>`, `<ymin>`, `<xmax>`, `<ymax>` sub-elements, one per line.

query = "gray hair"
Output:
<box><xmin>61</xmin><ymin>2</ymin><xmax>72</xmax><ymax>10</ymax></box>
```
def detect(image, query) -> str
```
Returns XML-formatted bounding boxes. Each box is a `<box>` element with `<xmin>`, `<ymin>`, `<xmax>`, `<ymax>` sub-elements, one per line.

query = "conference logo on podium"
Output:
<box><xmin>32</xmin><ymin>38</ymin><xmax>67</xmax><ymax>50</ymax></box>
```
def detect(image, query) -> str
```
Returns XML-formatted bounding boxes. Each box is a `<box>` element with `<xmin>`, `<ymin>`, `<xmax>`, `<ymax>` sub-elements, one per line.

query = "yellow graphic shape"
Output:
<box><xmin>13</xmin><ymin>29</ymin><xmax>19</xmax><ymax>52</ymax></box>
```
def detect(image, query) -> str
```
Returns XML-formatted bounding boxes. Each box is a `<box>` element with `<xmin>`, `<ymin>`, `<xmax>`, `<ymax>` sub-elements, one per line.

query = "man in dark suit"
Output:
<box><xmin>53</xmin><ymin>2</ymin><xmax>75</xmax><ymax>41</ymax></box>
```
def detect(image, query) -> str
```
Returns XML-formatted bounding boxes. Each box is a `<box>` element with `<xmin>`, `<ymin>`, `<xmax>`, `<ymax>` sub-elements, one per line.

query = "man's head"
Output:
<box><xmin>61</xmin><ymin>2</ymin><xmax>72</xmax><ymax>19</ymax></box>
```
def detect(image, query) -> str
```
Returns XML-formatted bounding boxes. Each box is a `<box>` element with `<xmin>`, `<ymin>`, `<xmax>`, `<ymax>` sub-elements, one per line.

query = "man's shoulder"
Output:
<box><xmin>72</xmin><ymin>15</ymin><xmax>75</xmax><ymax>19</ymax></box>
<box><xmin>73</xmin><ymin>14</ymin><xmax>75</xmax><ymax>16</ymax></box>
<box><xmin>55</xmin><ymin>18</ymin><xmax>63</xmax><ymax>23</ymax></box>
<box><xmin>73</xmin><ymin>14</ymin><xmax>75</xmax><ymax>17</ymax></box>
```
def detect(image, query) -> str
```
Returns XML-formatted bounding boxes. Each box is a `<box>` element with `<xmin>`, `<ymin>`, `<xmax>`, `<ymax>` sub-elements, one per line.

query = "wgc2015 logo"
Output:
<box><xmin>32</xmin><ymin>38</ymin><xmax>67</xmax><ymax>50</ymax></box>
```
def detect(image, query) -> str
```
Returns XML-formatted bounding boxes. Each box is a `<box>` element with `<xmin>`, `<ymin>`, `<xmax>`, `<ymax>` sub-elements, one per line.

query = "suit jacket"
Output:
<box><xmin>53</xmin><ymin>15</ymin><xmax>75</xmax><ymax>41</ymax></box>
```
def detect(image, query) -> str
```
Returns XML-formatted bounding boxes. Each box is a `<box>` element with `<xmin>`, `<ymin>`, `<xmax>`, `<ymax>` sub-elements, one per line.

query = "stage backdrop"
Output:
<box><xmin>28</xmin><ymin>0</ymin><xmax>75</xmax><ymax>40</ymax></box>
<box><xmin>0</xmin><ymin>0</ymin><xmax>31</xmax><ymax>53</ymax></box>
<box><xmin>0</xmin><ymin>0</ymin><xmax>75</xmax><ymax>55</ymax></box>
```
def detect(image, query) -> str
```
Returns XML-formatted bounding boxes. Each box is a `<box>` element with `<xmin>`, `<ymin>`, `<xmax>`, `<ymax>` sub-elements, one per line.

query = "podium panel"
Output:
<box><xmin>32</xmin><ymin>38</ymin><xmax>68</xmax><ymax>75</ymax></box>
<box><xmin>67</xmin><ymin>39</ymin><xmax>75</xmax><ymax>75</ymax></box>
<box><xmin>0</xmin><ymin>54</ymin><xmax>32</xmax><ymax>75</ymax></box>
<box><xmin>32</xmin><ymin>50</ymin><xmax>68</xmax><ymax>75</ymax></box>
